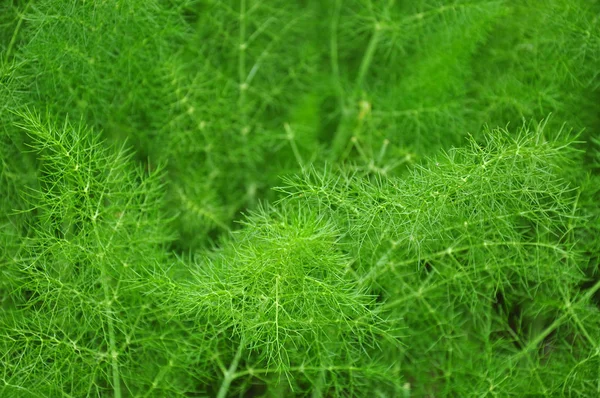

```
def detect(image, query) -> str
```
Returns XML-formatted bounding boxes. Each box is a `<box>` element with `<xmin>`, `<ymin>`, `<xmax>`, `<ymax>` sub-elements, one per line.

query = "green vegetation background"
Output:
<box><xmin>1</xmin><ymin>0</ymin><xmax>599</xmax><ymax>396</ymax></box>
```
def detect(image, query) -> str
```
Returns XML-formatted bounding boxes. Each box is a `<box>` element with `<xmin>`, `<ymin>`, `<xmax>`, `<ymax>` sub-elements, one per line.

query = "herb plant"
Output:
<box><xmin>1</xmin><ymin>0</ymin><xmax>599</xmax><ymax>397</ymax></box>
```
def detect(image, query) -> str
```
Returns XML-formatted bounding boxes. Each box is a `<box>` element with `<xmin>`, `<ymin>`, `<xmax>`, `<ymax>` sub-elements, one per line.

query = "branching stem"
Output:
<box><xmin>509</xmin><ymin>278</ymin><xmax>600</xmax><ymax>366</ymax></box>
<box><xmin>216</xmin><ymin>342</ymin><xmax>244</xmax><ymax>398</ymax></box>
<box><xmin>331</xmin><ymin>1</ymin><xmax>394</xmax><ymax>160</ymax></box>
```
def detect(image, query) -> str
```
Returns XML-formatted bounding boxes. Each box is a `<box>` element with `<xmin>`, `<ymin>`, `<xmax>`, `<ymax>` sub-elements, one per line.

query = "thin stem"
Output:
<box><xmin>238</xmin><ymin>0</ymin><xmax>255</xmax><ymax>202</ymax></box>
<box><xmin>5</xmin><ymin>0</ymin><xmax>32</xmax><ymax>60</ymax></box>
<box><xmin>91</xmin><ymin>180</ymin><xmax>122</xmax><ymax>398</ymax></box>
<box><xmin>354</xmin><ymin>24</ymin><xmax>382</xmax><ymax>92</ymax></box>
<box><xmin>330</xmin><ymin>6</ymin><xmax>385</xmax><ymax>160</ymax></box>
<box><xmin>362</xmin><ymin>240</ymin><xmax>570</xmax><ymax>287</ymax></box>
<box><xmin>102</xmin><ymin>271</ymin><xmax>122</xmax><ymax>398</ymax></box>
<box><xmin>510</xmin><ymin>278</ymin><xmax>600</xmax><ymax>364</ymax></box>
<box><xmin>234</xmin><ymin>365</ymin><xmax>365</xmax><ymax>378</ymax></box>
<box><xmin>216</xmin><ymin>342</ymin><xmax>244</xmax><ymax>398</ymax></box>
<box><xmin>330</xmin><ymin>0</ymin><xmax>344</xmax><ymax>108</ymax></box>
<box><xmin>284</xmin><ymin>123</ymin><xmax>304</xmax><ymax>169</ymax></box>
<box><xmin>275</xmin><ymin>275</ymin><xmax>281</xmax><ymax>364</ymax></box>
<box><xmin>238</xmin><ymin>0</ymin><xmax>247</xmax><ymax>127</ymax></box>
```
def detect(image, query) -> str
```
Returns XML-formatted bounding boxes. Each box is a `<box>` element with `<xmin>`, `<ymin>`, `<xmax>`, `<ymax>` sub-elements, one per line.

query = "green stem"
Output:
<box><xmin>330</xmin><ymin>21</ymin><xmax>382</xmax><ymax>159</ymax></box>
<box><xmin>6</xmin><ymin>0</ymin><xmax>33</xmax><ymax>60</ymax></box>
<box><xmin>354</xmin><ymin>24</ymin><xmax>381</xmax><ymax>92</ymax></box>
<box><xmin>511</xmin><ymin>278</ymin><xmax>600</xmax><ymax>364</ymax></box>
<box><xmin>330</xmin><ymin>0</ymin><xmax>344</xmax><ymax>108</ymax></box>
<box><xmin>216</xmin><ymin>342</ymin><xmax>244</xmax><ymax>398</ymax></box>
<box><xmin>238</xmin><ymin>0</ymin><xmax>255</xmax><ymax>202</ymax></box>
<box><xmin>102</xmin><ymin>273</ymin><xmax>122</xmax><ymax>398</ymax></box>
<box><xmin>238</xmin><ymin>0</ymin><xmax>247</xmax><ymax>126</ymax></box>
<box><xmin>93</xmin><ymin>212</ymin><xmax>121</xmax><ymax>397</ymax></box>
<box><xmin>285</xmin><ymin>123</ymin><xmax>304</xmax><ymax>169</ymax></box>
<box><xmin>311</xmin><ymin>370</ymin><xmax>326</xmax><ymax>398</ymax></box>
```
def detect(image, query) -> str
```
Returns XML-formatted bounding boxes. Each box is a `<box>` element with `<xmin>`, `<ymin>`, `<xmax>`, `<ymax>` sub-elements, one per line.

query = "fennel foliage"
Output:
<box><xmin>1</xmin><ymin>0</ymin><xmax>599</xmax><ymax>396</ymax></box>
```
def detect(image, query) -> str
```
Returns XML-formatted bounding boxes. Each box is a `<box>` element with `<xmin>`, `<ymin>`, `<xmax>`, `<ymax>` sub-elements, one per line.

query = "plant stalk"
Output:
<box><xmin>330</xmin><ymin>17</ymin><xmax>383</xmax><ymax>160</ymax></box>
<box><xmin>6</xmin><ymin>0</ymin><xmax>33</xmax><ymax>60</ymax></box>
<box><xmin>216</xmin><ymin>342</ymin><xmax>244</xmax><ymax>398</ymax></box>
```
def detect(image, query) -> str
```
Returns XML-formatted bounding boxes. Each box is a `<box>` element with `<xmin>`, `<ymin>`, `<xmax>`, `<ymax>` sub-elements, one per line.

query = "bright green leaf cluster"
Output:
<box><xmin>279</xmin><ymin>125</ymin><xmax>596</xmax><ymax>395</ymax></box>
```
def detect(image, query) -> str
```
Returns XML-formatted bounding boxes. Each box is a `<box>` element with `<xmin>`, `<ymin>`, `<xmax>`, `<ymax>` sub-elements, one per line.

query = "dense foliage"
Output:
<box><xmin>1</xmin><ymin>0</ymin><xmax>599</xmax><ymax>396</ymax></box>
